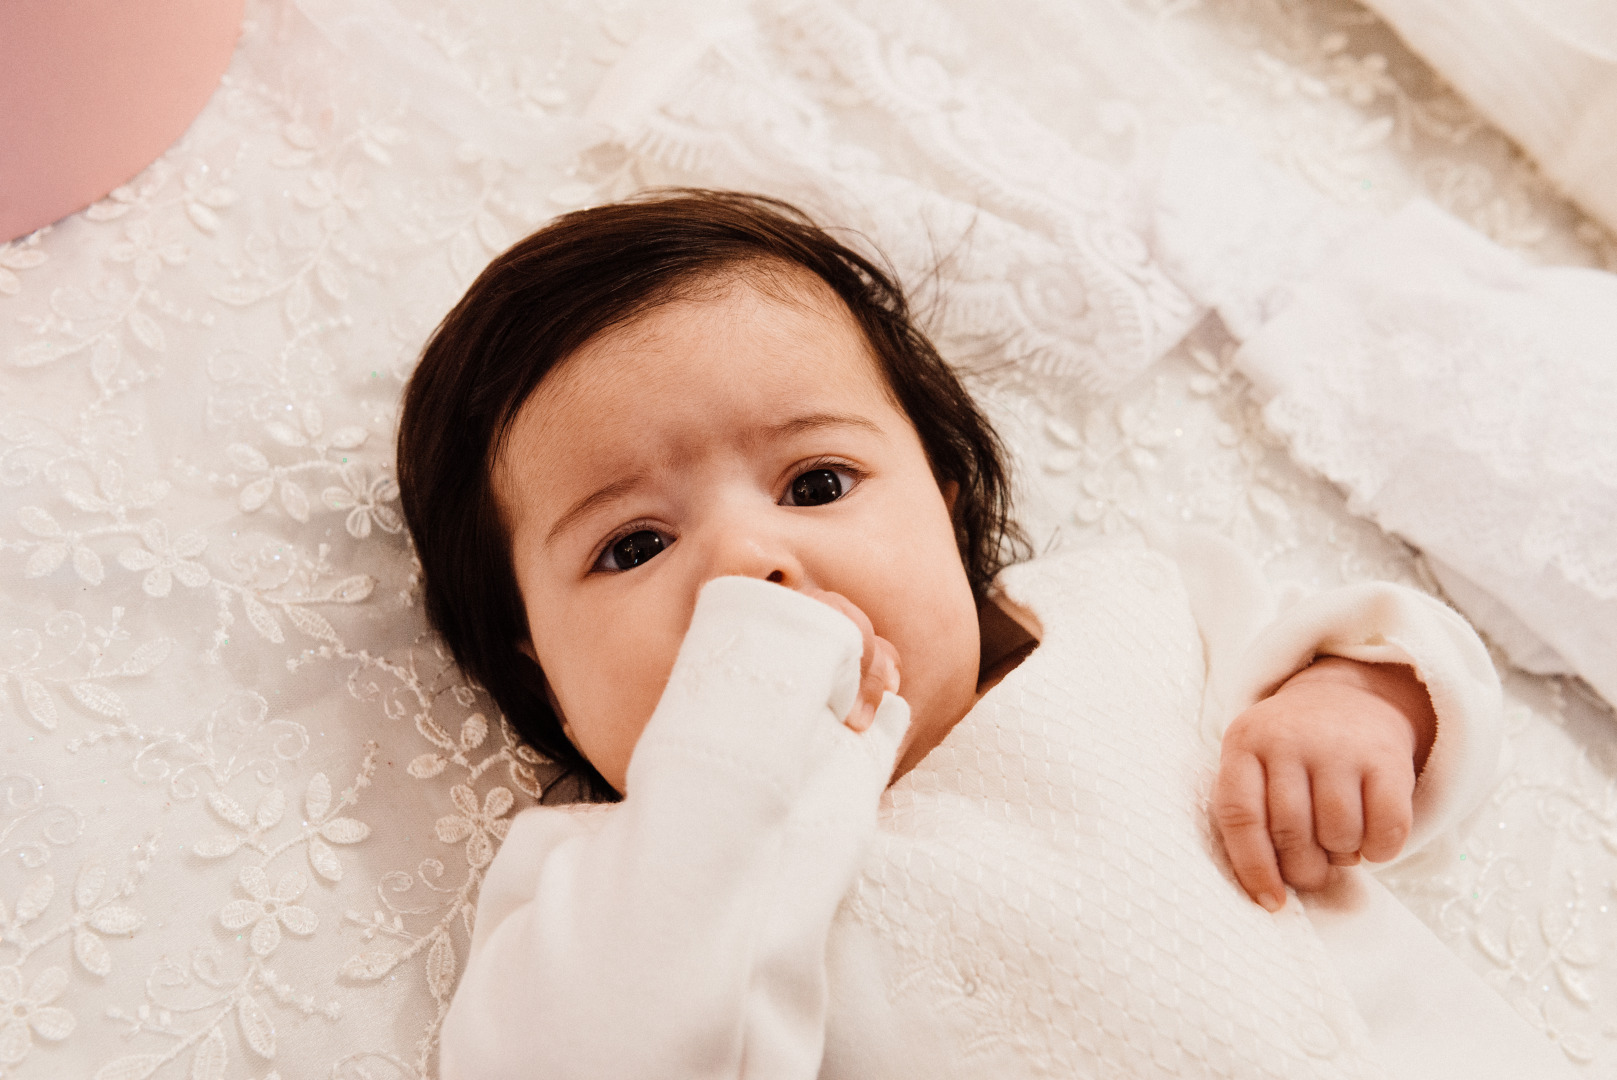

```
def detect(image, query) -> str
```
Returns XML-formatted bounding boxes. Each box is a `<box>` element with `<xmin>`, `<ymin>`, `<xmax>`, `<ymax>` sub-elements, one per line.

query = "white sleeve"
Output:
<box><xmin>1165</xmin><ymin>529</ymin><xmax>1503</xmax><ymax>861</ymax></box>
<box><xmin>439</xmin><ymin>576</ymin><xmax>911</xmax><ymax>1080</ymax></box>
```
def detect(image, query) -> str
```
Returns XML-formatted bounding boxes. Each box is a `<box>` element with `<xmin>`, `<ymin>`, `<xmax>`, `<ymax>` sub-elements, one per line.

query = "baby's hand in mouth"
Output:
<box><xmin>801</xmin><ymin>588</ymin><xmax>901</xmax><ymax>732</ymax></box>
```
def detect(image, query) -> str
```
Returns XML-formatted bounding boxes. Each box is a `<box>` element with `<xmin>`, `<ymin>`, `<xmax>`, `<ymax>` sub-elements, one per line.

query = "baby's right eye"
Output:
<box><xmin>594</xmin><ymin>528</ymin><xmax>672</xmax><ymax>572</ymax></box>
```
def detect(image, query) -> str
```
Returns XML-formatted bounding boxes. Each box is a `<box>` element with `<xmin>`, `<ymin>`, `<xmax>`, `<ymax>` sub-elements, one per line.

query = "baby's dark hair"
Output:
<box><xmin>396</xmin><ymin>189</ymin><xmax>1027</xmax><ymax>797</ymax></box>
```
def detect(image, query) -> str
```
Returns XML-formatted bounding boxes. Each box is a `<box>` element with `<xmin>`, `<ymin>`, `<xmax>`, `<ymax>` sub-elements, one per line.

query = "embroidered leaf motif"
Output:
<box><xmin>1557</xmin><ymin>962</ymin><xmax>1593</xmax><ymax>1006</ymax></box>
<box><xmin>75</xmin><ymin>862</ymin><xmax>107</xmax><ymax>910</ymax></box>
<box><xmin>340</xmin><ymin>949</ymin><xmax>401</xmax><ymax>980</ymax></box>
<box><xmin>240</xmin><ymin>476</ymin><xmax>274</xmax><ymax>512</ymax></box>
<box><xmin>72</xmin><ymin>545</ymin><xmax>105</xmax><ymax>585</ymax></box>
<box><xmin>407</xmin><ymin>754</ymin><xmax>446</xmax><ymax>780</ymax></box>
<box><xmin>213</xmin><ymin>283</ymin><xmax>263</xmax><ymax>306</ymax></box>
<box><xmin>71</xmin><ymin>681</ymin><xmax>127</xmax><ymax>718</ymax></box>
<box><xmin>427</xmin><ymin>932</ymin><xmax>458</xmax><ymax>1001</ymax></box>
<box><xmin>416</xmin><ymin>715</ymin><xmax>455</xmax><ymax>751</ymax></box>
<box><xmin>242</xmin><ymin>594</ymin><xmax>285</xmax><ymax>644</ymax></box>
<box><xmin>19</xmin><ymin>677</ymin><xmax>58</xmax><ymax>729</ymax></box>
<box><xmin>75</xmin><ymin>927</ymin><xmax>112</xmax><ymax>976</ymax></box>
<box><xmin>207</xmin><ymin>791</ymin><xmax>252</xmax><ymax>829</ymax></box>
<box><xmin>285</xmin><ymin>605</ymin><xmax>338</xmax><ymax>644</ymax></box>
<box><xmin>435</xmin><ymin>816</ymin><xmax>472</xmax><ymax>845</ymax></box>
<box><xmin>16</xmin><ymin>874</ymin><xmax>54</xmax><ymax>924</ymax></box>
<box><xmin>264</xmin><ymin>422</ymin><xmax>305</xmax><ymax>448</ymax></box>
<box><xmin>219</xmin><ymin>899</ymin><xmax>260</xmax><ymax>931</ymax></box>
<box><xmin>191</xmin><ymin>1028</ymin><xmax>227</xmax><ymax>1080</ymax></box>
<box><xmin>120</xmin><ymin>638</ymin><xmax>172</xmax><ymax>676</ymax></box>
<box><xmin>25</xmin><ymin>542</ymin><xmax>68</xmax><ymax>578</ymax></box>
<box><xmin>237</xmin><ymin>993</ymin><xmax>276</xmax><ymax>1058</ymax></box>
<box><xmin>308</xmin><ymin>837</ymin><xmax>343</xmax><ymax>882</ymax></box>
<box><xmin>193</xmin><ymin>834</ymin><xmax>243</xmax><ymax>859</ymax></box>
<box><xmin>320</xmin><ymin>818</ymin><xmax>370</xmax><ymax>845</ymax></box>
<box><xmin>304</xmin><ymin>773</ymin><xmax>332</xmax><ymax>821</ymax></box>
<box><xmin>128</xmin><ymin>310</ymin><xmax>165</xmax><ymax>352</ymax></box>
<box><xmin>226</xmin><ymin>443</ymin><xmax>270</xmax><ymax>472</ymax></box>
<box><xmin>278</xmin><ymin>480</ymin><xmax>310</xmax><ymax>523</ymax></box>
<box><xmin>459</xmin><ymin>713</ymin><xmax>488</xmax><ymax>750</ymax></box>
<box><xmin>509</xmin><ymin>761</ymin><xmax>542</xmax><ymax>799</ymax></box>
<box><xmin>187</xmin><ymin>201</ymin><xmax>221</xmax><ymax>234</ymax></box>
<box><xmin>18</xmin><ymin>506</ymin><xmax>64</xmax><ymax>538</ymax></box>
<box><xmin>328</xmin><ymin>425</ymin><xmax>367</xmax><ymax>449</ymax></box>
<box><xmin>88</xmin><ymin>905</ymin><xmax>143</xmax><ymax>935</ymax></box>
<box><xmin>331</xmin><ymin>574</ymin><xmax>374</xmax><ymax>603</ymax></box>
<box><xmin>256</xmin><ymin>787</ymin><xmax>286</xmax><ymax>831</ymax></box>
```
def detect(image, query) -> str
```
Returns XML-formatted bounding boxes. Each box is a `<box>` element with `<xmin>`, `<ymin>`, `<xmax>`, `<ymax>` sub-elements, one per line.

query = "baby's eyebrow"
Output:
<box><xmin>545</xmin><ymin>471</ymin><xmax>649</xmax><ymax>549</ymax></box>
<box><xmin>750</xmin><ymin>411</ymin><xmax>883</xmax><ymax>445</ymax></box>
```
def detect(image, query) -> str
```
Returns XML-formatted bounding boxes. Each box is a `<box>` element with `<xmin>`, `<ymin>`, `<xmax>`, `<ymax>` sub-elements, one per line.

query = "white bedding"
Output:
<box><xmin>2</xmin><ymin>1</ymin><xmax>1615</xmax><ymax>1078</ymax></box>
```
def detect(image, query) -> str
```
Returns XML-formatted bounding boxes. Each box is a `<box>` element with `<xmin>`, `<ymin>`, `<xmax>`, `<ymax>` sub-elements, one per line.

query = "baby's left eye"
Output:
<box><xmin>782</xmin><ymin>467</ymin><xmax>855</xmax><ymax>507</ymax></box>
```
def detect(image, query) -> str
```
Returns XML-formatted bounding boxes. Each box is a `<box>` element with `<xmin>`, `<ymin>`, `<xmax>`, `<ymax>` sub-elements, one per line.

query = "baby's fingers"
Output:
<box><xmin>1312</xmin><ymin>772</ymin><xmax>1364</xmax><ymax>868</ymax></box>
<box><xmin>847</xmin><ymin>637</ymin><xmax>900</xmax><ymax>733</ymax></box>
<box><xmin>1268</xmin><ymin>763</ymin><xmax>1331</xmax><ymax>892</ymax></box>
<box><xmin>1360</xmin><ymin>765</ymin><xmax>1415</xmax><ymax>863</ymax></box>
<box><xmin>1213</xmin><ymin>751</ymin><xmax>1285</xmax><ymax>913</ymax></box>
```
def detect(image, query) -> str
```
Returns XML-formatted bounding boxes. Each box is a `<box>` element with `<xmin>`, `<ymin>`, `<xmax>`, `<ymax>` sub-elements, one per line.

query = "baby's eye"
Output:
<box><xmin>595</xmin><ymin>528</ymin><xmax>672</xmax><ymax>572</ymax></box>
<box><xmin>783</xmin><ymin>466</ymin><xmax>856</xmax><ymax>507</ymax></box>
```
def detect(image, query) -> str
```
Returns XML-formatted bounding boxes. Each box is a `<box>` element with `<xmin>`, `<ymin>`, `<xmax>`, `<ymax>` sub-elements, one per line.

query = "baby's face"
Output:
<box><xmin>495</xmin><ymin>270</ymin><xmax>982</xmax><ymax>793</ymax></box>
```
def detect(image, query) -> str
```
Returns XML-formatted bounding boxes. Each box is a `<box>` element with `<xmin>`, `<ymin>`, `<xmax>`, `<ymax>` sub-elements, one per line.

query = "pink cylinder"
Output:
<box><xmin>0</xmin><ymin>0</ymin><xmax>245</xmax><ymax>242</ymax></box>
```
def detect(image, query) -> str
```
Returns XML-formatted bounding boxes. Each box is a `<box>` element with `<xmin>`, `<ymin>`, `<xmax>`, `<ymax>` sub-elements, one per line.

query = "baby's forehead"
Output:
<box><xmin>496</xmin><ymin>263</ymin><xmax>897</xmax><ymax>465</ymax></box>
<box><xmin>534</xmin><ymin>264</ymin><xmax>886</xmax><ymax>407</ymax></box>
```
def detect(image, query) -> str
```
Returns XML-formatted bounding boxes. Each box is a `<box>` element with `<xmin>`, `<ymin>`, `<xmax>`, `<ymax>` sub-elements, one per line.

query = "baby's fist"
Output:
<box><xmin>1213</xmin><ymin>657</ymin><xmax>1436</xmax><ymax>911</ymax></box>
<box><xmin>802</xmin><ymin>588</ymin><xmax>900</xmax><ymax>733</ymax></box>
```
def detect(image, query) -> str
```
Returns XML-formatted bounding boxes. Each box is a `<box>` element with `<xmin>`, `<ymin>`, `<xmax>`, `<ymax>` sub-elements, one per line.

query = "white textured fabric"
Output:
<box><xmin>6</xmin><ymin>0</ymin><xmax>1617</xmax><ymax>1077</ymax></box>
<box><xmin>1357</xmin><ymin>0</ymin><xmax>1617</xmax><ymax>233</ymax></box>
<box><xmin>443</xmin><ymin>545</ymin><xmax>1571</xmax><ymax>1079</ymax></box>
<box><xmin>1155</xmin><ymin>129</ymin><xmax>1617</xmax><ymax>710</ymax></box>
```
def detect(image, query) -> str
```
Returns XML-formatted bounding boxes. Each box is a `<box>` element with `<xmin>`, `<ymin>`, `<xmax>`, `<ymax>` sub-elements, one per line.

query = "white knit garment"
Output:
<box><xmin>829</xmin><ymin>544</ymin><xmax>1385</xmax><ymax>1078</ymax></box>
<box><xmin>444</xmin><ymin>544</ymin><xmax>1572</xmax><ymax>1080</ymax></box>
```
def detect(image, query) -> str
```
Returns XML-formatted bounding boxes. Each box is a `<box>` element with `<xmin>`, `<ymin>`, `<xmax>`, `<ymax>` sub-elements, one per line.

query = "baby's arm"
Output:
<box><xmin>1163</xmin><ymin>528</ymin><xmax>1503</xmax><ymax>913</ymax></box>
<box><xmin>1214</xmin><ymin>657</ymin><xmax>1437</xmax><ymax>911</ymax></box>
<box><xmin>439</xmin><ymin>577</ymin><xmax>908</xmax><ymax>1080</ymax></box>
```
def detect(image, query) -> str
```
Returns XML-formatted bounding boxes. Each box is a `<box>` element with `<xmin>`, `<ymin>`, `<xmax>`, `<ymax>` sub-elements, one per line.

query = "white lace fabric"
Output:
<box><xmin>2</xmin><ymin>0</ymin><xmax>1617</xmax><ymax>1077</ymax></box>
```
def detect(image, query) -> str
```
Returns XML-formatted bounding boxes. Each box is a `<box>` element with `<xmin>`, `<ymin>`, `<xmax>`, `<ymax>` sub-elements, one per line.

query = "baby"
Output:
<box><xmin>399</xmin><ymin>192</ymin><xmax>1565</xmax><ymax>1079</ymax></box>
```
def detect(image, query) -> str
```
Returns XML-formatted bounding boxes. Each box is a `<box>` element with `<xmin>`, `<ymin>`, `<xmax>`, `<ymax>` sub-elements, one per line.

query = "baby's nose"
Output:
<box><xmin>707</xmin><ymin>528</ymin><xmax>805</xmax><ymax>589</ymax></box>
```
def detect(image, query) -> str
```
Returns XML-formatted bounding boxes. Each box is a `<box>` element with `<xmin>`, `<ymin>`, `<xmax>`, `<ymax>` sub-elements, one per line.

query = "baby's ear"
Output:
<box><xmin>942</xmin><ymin>479</ymin><xmax>961</xmax><ymax>516</ymax></box>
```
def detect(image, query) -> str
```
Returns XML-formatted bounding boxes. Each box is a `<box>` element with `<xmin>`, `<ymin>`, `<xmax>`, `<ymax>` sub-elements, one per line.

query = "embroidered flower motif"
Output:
<box><xmin>117</xmin><ymin>520</ymin><xmax>210</xmax><ymax>597</ymax></box>
<box><xmin>105</xmin><ymin>221</ymin><xmax>188</xmax><ymax>282</ymax></box>
<box><xmin>322</xmin><ymin>466</ymin><xmax>402</xmax><ymax>539</ymax></box>
<box><xmin>0</xmin><ymin>965</ymin><xmax>74</xmax><ymax>1066</ymax></box>
<box><xmin>1329</xmin><ymin>52</ymin><xmax>1396</xmax><ymax>106</ymax></box>
<box><xmin>297</xmin><ymin>166</ymin><xmax>370</xmax><ymax>232</ymax></box>
<box><xmin>435</xmin><ymin>785</ymin><xmax>513</xmax><ymax>869</ymax></box>
<box><xmin>219</xmin><ymin>866</ymin><xmax>318</xmax><ymax>957</ymax></box>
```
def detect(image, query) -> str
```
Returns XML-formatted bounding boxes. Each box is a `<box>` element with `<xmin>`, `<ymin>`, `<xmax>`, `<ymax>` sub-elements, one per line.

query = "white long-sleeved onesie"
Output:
<box><xmin>440</xmin><ymin>540</ymin><xmax>1574</xmax><ymax>1080</ymax></box>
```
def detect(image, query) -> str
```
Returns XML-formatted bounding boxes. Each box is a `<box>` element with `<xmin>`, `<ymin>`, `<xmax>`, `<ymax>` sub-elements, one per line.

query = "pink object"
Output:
<box><xmin>0</xmin><ymin>0</ymin><xmax>245</xmax><ymax>242</ymax></box>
